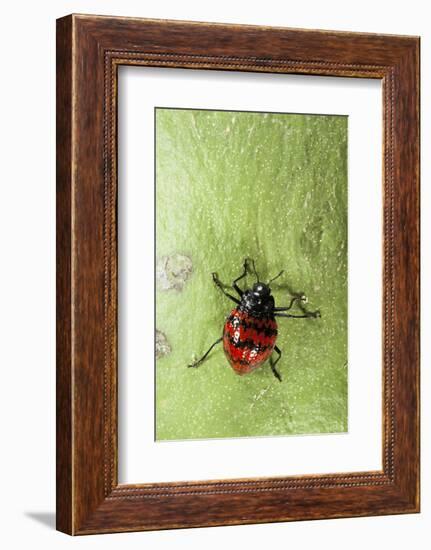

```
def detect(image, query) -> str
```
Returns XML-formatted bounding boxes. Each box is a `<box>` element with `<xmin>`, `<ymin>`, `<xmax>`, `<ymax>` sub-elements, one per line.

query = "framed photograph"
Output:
<box><xmin>56</xmin><ymin>14</ymin><xmax>420</xmax><ymax>534</ymax></box>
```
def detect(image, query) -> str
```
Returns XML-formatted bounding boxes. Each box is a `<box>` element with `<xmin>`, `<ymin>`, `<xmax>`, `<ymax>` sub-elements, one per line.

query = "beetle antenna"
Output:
<box><xmin>268</xmin><ymin>270</ymin><xmax>284</xmax><ymax>284</ymax></box>
<box><xmin>251</xmin><ymin>259</ymin><xmax>259</xmax><ymax>282</ymax></box>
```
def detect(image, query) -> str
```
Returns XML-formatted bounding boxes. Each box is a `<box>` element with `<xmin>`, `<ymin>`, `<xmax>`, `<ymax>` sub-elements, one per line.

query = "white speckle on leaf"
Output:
<box><xmin>156</xmin><ymin>253</ymin><xmax>193</xmax><ymax>291</ymax></box>
<box><xmin>155</xmin><ymin>330</ymin><xmax>171</xmax><ymax>359</ymax></box>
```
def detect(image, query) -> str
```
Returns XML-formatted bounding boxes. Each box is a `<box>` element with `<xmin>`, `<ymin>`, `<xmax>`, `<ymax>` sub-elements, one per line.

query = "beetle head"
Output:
<box><xmin>252</xmin><ymin>282</ymin><xmax>271</xmax><ymax>297</ymax></box>
<box><xmin>242</xmin><ymin>283</ymin><xmax>274</xmax><ymax>315</ymax></box>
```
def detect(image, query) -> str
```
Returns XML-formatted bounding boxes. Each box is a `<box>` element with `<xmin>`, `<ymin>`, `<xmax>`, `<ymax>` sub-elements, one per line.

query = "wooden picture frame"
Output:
<box><xmin>56</xmin><ymin>14</ymin><xmax>420</xmax><ymax>535</ymax></box>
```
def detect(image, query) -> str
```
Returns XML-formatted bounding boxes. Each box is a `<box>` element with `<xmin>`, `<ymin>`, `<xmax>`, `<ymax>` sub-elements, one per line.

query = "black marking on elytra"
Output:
<box><xmin>235</xmin><ymin>358</ymin><xmax>260</xmax><ymax>367</ymax></box>
<box><xmin>227</xmin><ymin>314</ymin><xmax>278</xmax><ymax>337</ymax></box>
<box><xmin>224</xmin><ymin>333</ymin><xmax>273</xmax><ymax>352</ymax></box>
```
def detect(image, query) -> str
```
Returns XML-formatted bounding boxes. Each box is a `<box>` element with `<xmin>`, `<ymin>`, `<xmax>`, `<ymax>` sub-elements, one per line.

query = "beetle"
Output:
<box><xmin>188</xmin><ymin>258</ymin><xmax>320</xmax><ymax>382</ymax></box>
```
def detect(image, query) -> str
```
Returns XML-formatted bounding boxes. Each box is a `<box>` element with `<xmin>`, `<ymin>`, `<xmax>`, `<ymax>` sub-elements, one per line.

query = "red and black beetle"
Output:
<box><xmin>188</xmin><ymin>259</ymin><xmax>320</xmax><ymax>381</ymax></box>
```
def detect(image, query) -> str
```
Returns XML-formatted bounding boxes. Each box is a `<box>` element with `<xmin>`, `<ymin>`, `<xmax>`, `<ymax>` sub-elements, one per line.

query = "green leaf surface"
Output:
<box><xmin>155</xmin><ymin>108</ymin><xmax>347</xmax><ymax>440</ymax></box>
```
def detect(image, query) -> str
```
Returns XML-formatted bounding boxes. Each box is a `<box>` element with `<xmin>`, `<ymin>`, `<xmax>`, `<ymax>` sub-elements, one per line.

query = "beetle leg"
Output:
<box><xmin>274</xmin><ymin>294</ymin><xmax>307</xmax><ymax>312</ymax></box>
<box><xmin>212</xmin><ymin>272</ymin><xmax>240</xmax><ymax>304</ymax></box>
<box><xmin>270</xmin><ymin>346</ymin><xmax>282</xmax><ymax>382</ymax></box>
<box><xmin>275</xmin><ymin>310</ymin><xmax>320</xmax><ymax>319</ymax></box>
<box><xmin>188</xmin><ymin>337</ymin><xmax>223</xmax><ymax>369</ymax></box>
